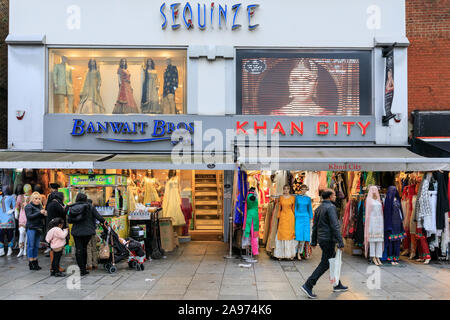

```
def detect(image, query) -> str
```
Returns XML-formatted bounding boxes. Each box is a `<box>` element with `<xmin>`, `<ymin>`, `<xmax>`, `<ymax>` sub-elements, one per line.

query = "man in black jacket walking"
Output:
<box><xmin>301</xmin><ymin>189</ymin><xmax>348</xmax><ymax>299</ymax></box>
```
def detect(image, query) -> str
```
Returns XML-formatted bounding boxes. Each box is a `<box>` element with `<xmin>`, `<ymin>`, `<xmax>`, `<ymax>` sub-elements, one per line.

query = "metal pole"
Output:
<box><xmin>224</xmin><ymin>167</ymin><xmax>238</xmax><ymax>260</ymax></box>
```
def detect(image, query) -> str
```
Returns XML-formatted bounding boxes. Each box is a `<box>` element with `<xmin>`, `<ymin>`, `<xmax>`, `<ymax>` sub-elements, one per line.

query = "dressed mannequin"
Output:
<box><xmin>141</xmin><ymin>58</ymin><xmax>160</xmax><ymax>114</ymax></box>
<box><xmin>414</xmin><ymin>172</ymin><xmax>432</xmax><ymax>264</ymax></box>
<box><xmin>364</xmin><ymin>186</ymin><xmax>384</xmax><ymax>266</ymax></box>
<box><xmin>162</xmin><ymin>170</ymin><xmax>185</xmax><ymax>226</ymax></box>
<box><xmin>53</xmin><ymin>56</ymin><xmax>74</xmax><ymax>113</ymax></box>
<box><xmin>78</xmin><ymin>59</ymin><xmax>104</xmax><ymax>114</ymax></box>
<box><xmin>0</xmin><ymin>186</ymin><xmax>16</xmax><ymax>256</ymax></box>
<box><xmin>384</xmin><ymin>186</ymin><xmax>406</xmax><ymax>265</ymax></box>
<box><xmin>113</xmin><ymin>58</ymin><xmax>139</xmax><ymax>114</ymax></box>
<box><xmin>294</xmin><ymin>184</ymin><xmax>313</xmax><ymax>260</ymax></box>
<box><xmin>274</xmin><ymin>185</ymin><xmax>297</xmax><ymax>260</ymax></box>
<box><xmin>142</xmin><ymin>170</ymin><xmax>161</xmax><ymax>204</ymax></box>
<box><xmin>243</xmin><ymin>187</ymin><xmax>259</xmax><ymax>257</ymax></box>
<box><xmin>161</xmin><ymin>58</ymin><xmax>179</xmax><ymax>114</ymax></box>
<box><xmin>127</xmin><ymin>172</ymin><xmax>138</xmax><ymax>212</ymax></box>
<box><xmin>15</xmin><ymin>184</ymin><xmax>31</xmax><ymax>257</ymax></box>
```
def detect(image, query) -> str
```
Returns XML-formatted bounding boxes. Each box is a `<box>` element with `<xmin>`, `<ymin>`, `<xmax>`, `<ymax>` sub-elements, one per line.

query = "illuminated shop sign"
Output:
<box><xmin>160</xmin><ymin>2</ymin><xmax>259</xmax><ymax>30</ymax></box>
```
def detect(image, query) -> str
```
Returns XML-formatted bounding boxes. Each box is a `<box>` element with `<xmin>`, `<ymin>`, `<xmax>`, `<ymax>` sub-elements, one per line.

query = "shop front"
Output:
<box><xmin>4</xmin><ymin>0</ymin><xmax>449</xmax><ymax>264</ymax></box>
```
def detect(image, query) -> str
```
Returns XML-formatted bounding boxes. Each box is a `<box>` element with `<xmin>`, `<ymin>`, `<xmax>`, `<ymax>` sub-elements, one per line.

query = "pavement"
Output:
<box><xmin>0</xmin><ymin>241</ymin><xmax>449</xmax><ymax>300</ymax></box>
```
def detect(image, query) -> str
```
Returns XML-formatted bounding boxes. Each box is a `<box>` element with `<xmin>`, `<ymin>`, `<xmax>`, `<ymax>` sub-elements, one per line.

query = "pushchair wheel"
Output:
<box><xmin>140</xmin><ymin>264</ymin><xmax>145</xmax><ymax>271</ymax></box>
<box><xmin>108</xmin><ymin>265</ymin><xmax>117</xmax><ymax>274</ymax></box>
<box><xmin>128</xmin><ymin>261</ymin><xmax>137</xmax><ymax>269</ymax></box>
<box><xmin>104</xmin><ymin>263</ymin><xmax>111</xmax><ymax>271</ymax></box>
<box><xmin>135</xmin><ymin>263</ymin><xmax>141</xmax><ymax>271</ymax></box>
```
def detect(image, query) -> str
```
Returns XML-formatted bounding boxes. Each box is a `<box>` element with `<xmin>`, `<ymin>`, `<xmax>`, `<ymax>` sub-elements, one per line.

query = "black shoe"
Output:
<box><xmin>301</xmin><ymin>284</ymin><xmax>317</xmax><ymax>299</ymax></box>
<box><xmin>34</xmin><ymin>260</ymin><xmax>42</xmax><ymax>270</ymax></box>
<box><xmin>80</xmin><ymin>270</ymin><xmax>90</xmax><ymax>276</ymax></box>
<box><xmin>333</xmin><ymin>281</ymin><xmax>348</xmax><ymax>292</ymax></box>
<box><xmin>53</xmin><ymin>271</ymin><xmax>66</xmax><ymax>277</ymax></box>
<box><xmin>29</xmin><ymin>261</ymin><xmax>36</xmax><ymax>270</ymax></box>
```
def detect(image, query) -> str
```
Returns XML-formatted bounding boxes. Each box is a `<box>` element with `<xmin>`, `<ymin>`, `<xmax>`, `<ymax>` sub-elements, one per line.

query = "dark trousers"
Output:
<box><xmin>73</xmin><ymin>235</ymin><xmax>91</xmax><ymax>273</ymax></box>
<box><xmin>51</xmin><ymin>250</ymin><xmax>63</xmax><ymax>273</ymax></box>
<box><xmin>305</xmin><ymin>242</ymin><xmax>336</xmax><ymax>289</ymax></box>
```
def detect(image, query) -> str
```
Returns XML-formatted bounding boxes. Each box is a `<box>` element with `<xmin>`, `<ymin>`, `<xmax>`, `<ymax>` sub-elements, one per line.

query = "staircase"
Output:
<box><xmin>191</xmin><ymin>170</ymin><xmax>223</xmax><ymax>240</ymax></box>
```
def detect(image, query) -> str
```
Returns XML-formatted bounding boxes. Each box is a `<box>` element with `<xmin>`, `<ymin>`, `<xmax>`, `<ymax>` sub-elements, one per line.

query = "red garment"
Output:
<box><xmin>415</xmin><ymin>227</ymin><xmax>431</xmax><ymax>260</ymax></box>
<box><xmin>114</xmin><ymin>68</ymin><xmax>138</xmax><ymax>113</ymax></box>
<box><xmin>181</xmin><ymin>198</ymin><xmax>192</xmax><ymax>236</ymax></box>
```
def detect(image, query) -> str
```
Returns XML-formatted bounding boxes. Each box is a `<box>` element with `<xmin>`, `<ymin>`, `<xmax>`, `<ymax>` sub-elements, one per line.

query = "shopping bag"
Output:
<box><xmin>99</xmin><ymin>243</ymin><xmax>110</xmax><ymax>260</ymax></box>
<box><xmin>329</xmin><ymin>249</ymin><xmax>342</xmax><ymax>285</ymax></box>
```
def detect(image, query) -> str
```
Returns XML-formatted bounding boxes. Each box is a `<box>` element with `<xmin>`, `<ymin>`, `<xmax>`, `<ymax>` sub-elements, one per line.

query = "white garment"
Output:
<box><xmin>273</xmin><ymin>233</ymin><xmax>298</xmax><ymax>259</ymax></box>
<box><xmin>368</xmin><ymin>201</ymin><xmax>384</xmax><ymax>242</ymax></box>
<box><xmin>304</xmin><ymin>172</ymin><xmax>320</xmax><ymax>203</ymax></box>
<box><xmin>440</xmin><ymin>212</ymin><xmax>449</xmax><ymax>257</ymax></box>
<box><xmin>162</xmin><ymin>176</ymin><xmax>185</xmax><ymax>226</ymax></box>
<box><xmin>369</xmin><ymin>241</ymin><xmax>383</xmax><ymax>258</ymax></box>
<box><xmin>298</xmin><ymin>241</ymin><xmax>305</xmax><ymax>254</ymax></box>
<box><xmin>427</xmin><ymin>190</ymin><xmax>437</xmax><ymax>237</ymax></box>
<box><xmin>274</xmin><ymin>171</ymin><xmax>287</xmax><ymax>197</ymax></box>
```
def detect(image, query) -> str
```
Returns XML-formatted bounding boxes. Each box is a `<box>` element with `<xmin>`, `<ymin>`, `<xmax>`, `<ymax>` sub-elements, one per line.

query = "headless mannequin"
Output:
<box><xmin>53</xmin><ymin>56</ymin><xmax>74</xmax><ymax>113</ymax></box>
<box><xmin>296</xmin><ymin>186</ymin><xmax>309</xmax><ymax>260</ymax></box>
<box><xmin>0</xmin><ymin>186</ymin><xmax>16</xmax><ymax>256</ymax></box>
<box><xmin>16</xmin><ymin>184</ymin><xmax>32</xmax><ymax>257</ymax></box>
<box><xmin>162</xmin><ymin>58</ymin><xmax>178</xmax><ymax>114</ymax></box>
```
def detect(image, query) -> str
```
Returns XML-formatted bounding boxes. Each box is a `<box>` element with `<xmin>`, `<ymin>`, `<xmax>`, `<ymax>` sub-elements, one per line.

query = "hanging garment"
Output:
<box><xmin>294</xmin><ymin>195</ymin><xmax>313</xmax><ymax>242</ymax></box>
<box><xmin>415</xmin><ymin>173</ymin><xmax>434</xmax><ymax>233</ymax></box>
<box><xmin>53</xmin><ymin>62</ymin><xmax>74</xmax><ymax>95</ymax></box>
<box><xmin>350</xmin><ymin>172</ymin><xmax>361</xmax><ymax>195</ymax></box>
<box><xmin>274</xmin><ymin>171</ymin><xmax>287</xmax><ymax>197</ymax></box>
<box><xmin>113</xmin><ymin>68</ymin><xmax>139</xmax><ymax>114</ymax></box>
<box><xmin>353</xmin><ymin>199</ymin><xmax>365</xmax><ymax>247</ymax></box>
<box><xmin>141</xmin><ymin>68</ymin><xmax>160</xmax><ymax>114</ymax></box>
<box><xmin>248</xmin><ymin>175</ymin><xmax>258</xmax><ymax>189</ymax></box>
<box><xmin>433</xmin><ymin>171</ymin><xmax>449</xmax><ymax>232</ymax></box>
<box><xmin>292</xmin><ymin>174</ymin><xmax>304</xmax><ymax>194</ymax></box>
<box><xmin>304</xmin><ymin>172</ymin><xmax>320</xmax><ymax>203</ymax></box>
<box><xmin>181</xmin><ymin>198</ymin><xmax>192</xmax><ymax>236</ymax></box>
<box><xmin>78</xmin><ymin>69</ymin><xmax>104</xmax><ymax>114</ymax></box>
<box><xmin>274</xmin><ymin>195</ymin><xmax>297</xmax><ymax>259</ymax></box>
<box><xmin>262</xmin><ymin>200</ymin><xmax>274</xmax><ymax>245</ymax></box>
<box><xmin>127</xmin><ymin>178</ymin><xmax>137</xmax><ymax>213</ymax></box>
<box><xmin>319</xmin><ymin>171</ymin><xmax>328</xmax><ymax>191</ymax></box>
<box><xmin>366</xmin><ymin>172</ymin><xmax>376</xmax><ymax>186</ymax></box>
<box><xmin>384</xmin><ymin>186</ymin><xmax>406</xmax><ymax>262</ymax></box>
<box><xmin>427</xmin><ymin>190</ymin><xmax>438</xmax><ymax>237</ymax></box>
<box><xmin>234</xmin><ymin>168</ymin><xmax>248</xmax><ymax>225</ymax></box>
<box><xmin>265</xmin><ymin>199</ymin><xmax>279</xmax><ymax>254</ymax></box>
<box><xmin>0</xmin><ymin>195</ymin><xmax>16</xmax><ymax>230</ymax></box>
<box><xmin>143</xmin><ymin>177</ymin><xmax>160</xmax><ymax>204</ymax></box>
<box><xmin>364</xmin><ymin>186</ymin><xmax>384</xmax><ymax>258</ymax></box>
<box><xmin>163</xmin><ymin>64</ymin><xmax>179</xmax><ymax>97</ymax></box>
<box><xmin>342</xmin><ymin>200</ymin><xmax>353</xmax><ymax>238</ymax></box>
<box><xmin>161</xmin><ymin>176</ymin><xmax>185</xmax><ymax>226</ymax></box>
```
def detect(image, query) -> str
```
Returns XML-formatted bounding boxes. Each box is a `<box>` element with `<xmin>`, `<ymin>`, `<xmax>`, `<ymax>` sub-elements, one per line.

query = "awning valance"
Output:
<box><xmin>237</xmin><ymin>147</ymin><xmax>450</xmax><ymax>171</ymax></box>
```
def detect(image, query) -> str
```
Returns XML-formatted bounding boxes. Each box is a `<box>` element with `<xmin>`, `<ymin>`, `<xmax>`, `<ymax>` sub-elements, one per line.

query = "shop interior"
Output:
<box><xmin>232</xmin><ymin>169</ymin><xmax>449</xmax><ymax>265</ymax></box>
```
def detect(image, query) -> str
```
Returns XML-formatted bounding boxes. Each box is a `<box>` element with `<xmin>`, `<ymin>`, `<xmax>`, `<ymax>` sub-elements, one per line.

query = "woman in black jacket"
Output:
<box><xmin>68</xmin><ymin>193</ymin><xmax>106</xmax><ymax>276</ymax></box>
<box><xmin>25</xmin><ymin>192</ymin><xmax>47</xmax><ymax>270</ymax></box>
<box><xmin>46</xmin><ymin>192</ymin><xmax>67</xmax><ymax>273</ymax></box>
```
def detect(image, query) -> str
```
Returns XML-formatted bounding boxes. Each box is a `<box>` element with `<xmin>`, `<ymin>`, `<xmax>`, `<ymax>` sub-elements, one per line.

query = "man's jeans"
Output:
<box><xmin>305</xmin><ymin>242</ymin><xmax>336</xmax><ymax>289</ymax></box>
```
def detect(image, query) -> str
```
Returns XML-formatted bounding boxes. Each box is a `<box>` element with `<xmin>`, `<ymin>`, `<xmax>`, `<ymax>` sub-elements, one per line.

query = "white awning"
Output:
<box><xmin>238</xmin><ymin>147</ymin><xmax>450</xmax><ymax>171</ymax></box>
<box><xmin>0</xmin><ymin>152</ymin><xmax>109</xmax><ymax>169</ymax></box>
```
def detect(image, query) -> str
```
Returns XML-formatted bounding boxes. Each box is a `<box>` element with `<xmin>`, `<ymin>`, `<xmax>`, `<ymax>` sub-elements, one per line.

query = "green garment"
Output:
<box><xmin>244</xmin><ymin>193</ymin><xmax>259</xmax><ymax>238</ymax></box>
<box><xmin>53</xmin><ymin>63</ymin><xmax>74</xmax><ymax>95</ymax></box>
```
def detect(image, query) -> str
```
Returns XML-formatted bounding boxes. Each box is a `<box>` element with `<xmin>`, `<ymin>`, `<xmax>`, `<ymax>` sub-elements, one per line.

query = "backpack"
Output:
<box><xmin>67</xmin><ymin>203</ymin><xmax>89</xmax><ymax>224</ymax></box>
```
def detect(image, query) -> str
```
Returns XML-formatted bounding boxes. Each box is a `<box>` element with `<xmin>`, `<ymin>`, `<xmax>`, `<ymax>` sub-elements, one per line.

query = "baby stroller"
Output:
<box><xmin>99</xmin><ymin>225</ymin><xmax>146</xmax><ymax>274</ymax></box>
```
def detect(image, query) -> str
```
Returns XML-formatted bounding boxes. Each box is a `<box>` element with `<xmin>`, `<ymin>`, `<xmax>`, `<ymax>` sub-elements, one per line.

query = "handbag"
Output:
<box><xmin>329</xmin><ymin>248</ymin><xmax>342</xmax><ymax>286</ymax></box>
<box><xmin>99</xmin><ymin>242</ymin><xmax>110</xmax><ymax>260</ymax></box>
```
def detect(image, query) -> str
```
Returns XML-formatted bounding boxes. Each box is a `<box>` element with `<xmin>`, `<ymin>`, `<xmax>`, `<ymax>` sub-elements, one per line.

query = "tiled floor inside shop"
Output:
<box><xmin>0</xmin><ymin>241</ymin><xmax>449</xmax><ymax>300</ymax></box>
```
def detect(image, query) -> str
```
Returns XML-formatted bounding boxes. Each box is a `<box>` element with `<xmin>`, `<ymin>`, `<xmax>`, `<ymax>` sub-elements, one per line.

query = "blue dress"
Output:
<box><xmin>294</xmin><ymin>195</ymin><xmax>313</xmax><ymax>241</ymax></box>
<box><xmin>0</xmin><ymin>195</ymin><xmax>16</xmax><ymax>229</ymax></box>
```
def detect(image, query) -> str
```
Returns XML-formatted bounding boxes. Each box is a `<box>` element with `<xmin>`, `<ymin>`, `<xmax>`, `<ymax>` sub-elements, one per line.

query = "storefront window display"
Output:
<box><xmin>48</xmin><ymin>49</ymin><xmax>187</xmax><ymax>114</ymax></box>
<box><xmin>237</xmin><ymin>50</ymin><xmax>372</xmax><ymax>116</ymax></box>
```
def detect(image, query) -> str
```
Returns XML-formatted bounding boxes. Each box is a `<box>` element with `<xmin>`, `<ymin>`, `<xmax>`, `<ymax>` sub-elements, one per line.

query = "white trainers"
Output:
<box><xmin>17</xmin><ymin>248</ymin><xmax>24</xmax><ymax>257</ymax></box>
<box><xmin>7</xmin><ymin>247</ymin><xmax>13</xmax><ymax>256</ymax></box>
<box><xmin>44</xmin><ymin>248</ymin><xmax>51</xmax><ymax>254</ymax></box>
<box><xmin>0</xmin><ymin>248</ymin><xmax>5</xmax><ymax>257</ymax></box>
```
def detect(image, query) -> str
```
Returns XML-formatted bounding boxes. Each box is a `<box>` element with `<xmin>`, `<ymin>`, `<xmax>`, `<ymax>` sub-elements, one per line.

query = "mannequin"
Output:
<box><xmin>142</xmin><ymin>170</ymin><xmax>161</xmax><ymax>204</ymax></box>
<box><xmin>364</xmin><ymin>186</ymin><xmax>384</xmax><ymax>266</ymax></box>
<box><xmin>243</xmin><ymin>187</ymin><xmax>259</xmax><ymax>257</ymax></box>
<box><xmin>162</xmin><ymin>170</ymin><xmax>185</xmax><ymax>226</ymax></box>
<box><xmin>127</xmin><ymin>171</ymin><xmax>138</xmax><ymax>212</ymax></box>
<box><xmin>161</xmin><ymin>58</ymin><xmax>179</xmax><ymax>114</ymax></box>
<box><xmin>53</xmin><ymin>56</ymin><xmax>74</xmax><ymax>113</ymax></box>
<box><xmin>414</xmin><ymin>172</ymin><xmax>432</xmax><ymax>264</ymax></box>
<box><xmin>0</xmin><ymin>186</ymin><xmax>16</xmax><ymax>256</ymax></box>
<box><xmin>274</xmin><ymin>185</ymin><xmax>297</xmax><ymax>260</ymax></box>
<box><xmin>16</xmin><ymin>184</ymin><xmax>30</xmax><ymax>257</ymax></box>
<box><xmin>113</xmin><ymin>58</ymin><xmax>139</xmax><ymax>114</ymax></box>
<box><xmin>78</xmin><ymin>59</ymin><xmax>105</xmax><ymax>114</ymax></box>
<box><xmin>383</xmin><ymin>186</ymin><xmax>406</xmax><ymax>265</ymax></box>
<box><xmin>294</xmin><ymin>184</ymin><xmax>313</xmax><ymax>260</ymax></box>
<box><xmin>141</xmin><ymin>58</ymin><xmax>160</xmax><ymax>114</ymax></box>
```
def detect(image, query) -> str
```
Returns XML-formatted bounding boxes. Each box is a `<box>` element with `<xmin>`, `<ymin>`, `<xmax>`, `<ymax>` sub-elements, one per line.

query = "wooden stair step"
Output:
<box><xmin>195</xmin><ymin>192</ymin><xmax>218</xmax><ymax>196</ymax></box>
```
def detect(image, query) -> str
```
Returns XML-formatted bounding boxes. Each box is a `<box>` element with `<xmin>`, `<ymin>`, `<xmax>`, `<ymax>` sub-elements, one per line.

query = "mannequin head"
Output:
<box><xmin>299</xmin><ymin>184</ymin><xmax>309</xmax><ymax>195</ymax></box>
<box><xmin>168</xmin><ymin>170</ymin><xmax>176</xmax><ymax>179</ymax></box>
<box><xmin>88</xmin><ymin>59</ymin><xmax>97</xmax><ymax>71</ymax></box>
<box><xmin>145</xmin><ymin>58</ymin><xmax>155</xmax><ymax>70</ymax></box>
<box><xmin>283</xmin><ymin>184</ymin><xmax>290</xmax><ymax>196</ymax></box>
<box><xmin>61</xmin><ymin>56</ymin><xmax>68</xmax><ymax>64</ymax></box>
<box><xmin>23</xmin><ymin>184</ymin><xmax>32</xmax><ymax>196</ymax></box>
<box><xmin>249</xmin><ymin>187</ymin><xmax>256</xmax><ymax>201</ymax></box>
<box><xmin>166</xmin><ymin>58</ymin><xmax>172</xmax><ymax>66</ymax></box>
<box><xmin>119</xmin><ymin>58</ymin><xmax>128</xmax><ymax>69</ymax></box>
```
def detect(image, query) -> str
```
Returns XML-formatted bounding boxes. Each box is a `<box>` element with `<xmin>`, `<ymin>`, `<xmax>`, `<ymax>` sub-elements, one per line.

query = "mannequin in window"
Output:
<box><xmin>0</xmin><ymin>186</ymin><xmax>16</xmax><ymax>256</ymax></box>
<box><xmin>78</xmin><ymin>59</ymin><xmax>105</xmax><ymax>114</ymax></box>
<box><xmin>142</xmin><ymin>170</ymin><xmax>161</xmax><ymax>204</ymax></box>
<box><xmin>161</xmin><ymin>58</ymin><xmax>178</xmax><ymax>114</ymax></box>
<box><xmin>162</xmin><ymin>170</ymin><xmax>185</xmax><ymax>227</ymax></box>
<box><xmin>364</xmin><ymin>186</ymin><xmax>384</xmax><ymax>266</ymax></box>
<box><xmin>53</xmin><ymin>56</ymin><xmax>74</xmax><ymax>113</ymax></box>
<box><xmin>113</xmin><ymin>58</ymin><xmax>139</xmax><ymax>114</ymax></box>
<box><xmin>141</xmin><ymin>58</ymin><xmax>160</xmax><ymax>114</ymax></box>
<box><xmin>295</xmin><ymin>184</ymin><xmax>313</xmax><ymax>260</ymax></box>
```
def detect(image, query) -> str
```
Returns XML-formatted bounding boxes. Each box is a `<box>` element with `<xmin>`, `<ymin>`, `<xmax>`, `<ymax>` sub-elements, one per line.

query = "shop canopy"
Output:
<box><xmin>0</xmin><ymin>151</ymin><xmax>236</xmax><ymax>170</ymax></box>
<box><xmin>237</xmin><ymin>147</ymin><xmax>450</xmax><ymax>171</ymax></box>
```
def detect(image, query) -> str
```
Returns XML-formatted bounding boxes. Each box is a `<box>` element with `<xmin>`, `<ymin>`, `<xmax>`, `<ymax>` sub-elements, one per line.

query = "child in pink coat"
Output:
<box><xmin>45</xmin><ymin>218</ymin><xmax>68</xmax><ymax>277</ymax></box>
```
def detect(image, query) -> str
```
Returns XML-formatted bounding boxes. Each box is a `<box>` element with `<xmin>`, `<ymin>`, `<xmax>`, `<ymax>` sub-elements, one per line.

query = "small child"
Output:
<box><xmin>45</xmin><ymin>217</ymin><xmax>68</xmax><ymax>277</ymax></box>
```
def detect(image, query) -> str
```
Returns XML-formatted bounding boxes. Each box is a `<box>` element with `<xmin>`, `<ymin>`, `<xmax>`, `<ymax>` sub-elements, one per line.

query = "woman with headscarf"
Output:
<box><xmin>364</xmin><ymin>186</ymin><xmax>384</xmax><ymax>266</ymax></box>
<box><xmin>383</xmin><ymin>186</ymin><xmax>406</xmax><ymax>265</ymax></box>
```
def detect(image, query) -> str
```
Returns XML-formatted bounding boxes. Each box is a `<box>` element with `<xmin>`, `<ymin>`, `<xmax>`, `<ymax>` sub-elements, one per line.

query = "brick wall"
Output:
<box><xmin>0</xmin><ymin>0</ymin><xmax>7</xmax><ymax>149</ymax></box>
<box><xmin>406</xmin><ymin>0</ymin><xmax>450</xmax><ymax>117</ymax></box>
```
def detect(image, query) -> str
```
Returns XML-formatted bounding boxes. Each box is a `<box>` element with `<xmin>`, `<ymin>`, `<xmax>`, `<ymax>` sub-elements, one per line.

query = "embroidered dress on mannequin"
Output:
<box><xmin>141</xmin><ymin>58</ymin><xmax>160</xmax><ymax>114</ymax></box>
<box><xmin>364</xmin><ymin>186</ymin><xmax>384</xmax><ymax>261</ymax></box>
<box><xmin>383</xmin><ymin>186</ymin><xmax>406</xmax><ymax>263</ymax></box>
<box><xmin>113</xmin><ymin>58</ymin><xmax>139</xmax><ymax>114</ymax></box>
<box><xmin>127</xmin><ymin>177</ymin><xmax>138</xmax><ymax>213</ymax></box>
<box><xmin>274</xmin><ymin>195</ymin><xmax>297</xmax><ymax>259</ymax></box>
<box><xmin>143</xmin><ymin>177</ymin><xmax>160</xmax><ymax>204</ymax></box>
<box><xmin>162</xmin><ymin>175</ymin><xmax>185</xmax><ymax>226</ymax></box>
<box><xmin>161</xmin><ymin>59</ymin><xmax>178</xmax><ymax>114</ymax></box>
<box><xmin>78</xmin><ymin>59</ymin><xmax>105</xmax><ymax>114</ymax></box>
<box><xmin>294</xmin><ymin>194</ymin><xmax>313</xmax><ymax>256</ymax></box>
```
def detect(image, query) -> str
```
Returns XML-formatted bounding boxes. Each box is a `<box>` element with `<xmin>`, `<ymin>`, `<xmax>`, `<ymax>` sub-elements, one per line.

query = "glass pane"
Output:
<box><xmin>48</xmin><ymin>48</ymin><xmax>186</xmax><ymax>114</ymax></box>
